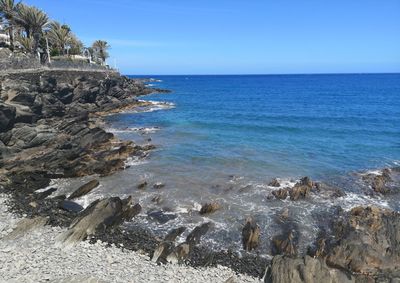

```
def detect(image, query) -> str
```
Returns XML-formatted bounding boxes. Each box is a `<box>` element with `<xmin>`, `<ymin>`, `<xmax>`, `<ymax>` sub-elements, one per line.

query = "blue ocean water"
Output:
<box><xmin>94</xmin><ymin>74</ymin><xmax>400</xmax><ymax>252</ymax></box>
<box><xmin>111</xmin><ymin>74</ymin><xmax>400</xmax><ymax>181</ymax></box>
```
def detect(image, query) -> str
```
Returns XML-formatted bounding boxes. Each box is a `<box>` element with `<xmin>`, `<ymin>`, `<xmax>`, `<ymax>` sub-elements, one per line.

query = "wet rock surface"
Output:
<box><xmin>199</xmin><ymin>202</ymin><xmax>222</xmax><ymax>215</ymax></box>
<box><xmin>68</xmin><ymin>179</ymin><xmax>99</xmax><ymax>200</ymax></box>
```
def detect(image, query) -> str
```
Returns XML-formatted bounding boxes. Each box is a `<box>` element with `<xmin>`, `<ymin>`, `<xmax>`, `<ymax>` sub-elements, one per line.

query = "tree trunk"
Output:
<box><xmin>8</xmin><ymin>27</ymin><xmax>15</xmax><ymax>51</ymax></box>
<box><xmin>32</xmin><ymin>32</ymin><xmax>40</xmax><ymax>55</ymax></box>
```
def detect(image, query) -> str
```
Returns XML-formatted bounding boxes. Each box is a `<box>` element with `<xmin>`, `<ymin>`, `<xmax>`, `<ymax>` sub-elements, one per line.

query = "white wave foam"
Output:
<box><xmin>136</xmin><ymin>100</ymin><xmax>176</xmax><ymax>113</ymax></box>
<box><xmin>358</xmin><ymin>169</ymin><xmax>382</xmax><ymax>176</ymax></box>
<box><xmin>106</xmin><ymin>126</ymin><xmax>160</xmax><ymax>134</ymax></box>
<box><xmin>339</xmin><ymin>192</ymin><xmax>390</xmax><ymax>210</ymax></box>
<box><xmin>125</xmin><ymin>156</ymin><xmax>148</xmax><ymax>166</ymax></box>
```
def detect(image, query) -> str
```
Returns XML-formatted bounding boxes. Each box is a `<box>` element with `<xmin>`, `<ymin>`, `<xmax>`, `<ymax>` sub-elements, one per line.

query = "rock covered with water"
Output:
<box><xmin>361</xmin><ymin>168</ymin><xmax>399</xmax><ymax>195</ymax></box>
<box><xmin>199</xmin><ymin>202</ymin><xmax>222</xmax><ymax>215</ymax></box>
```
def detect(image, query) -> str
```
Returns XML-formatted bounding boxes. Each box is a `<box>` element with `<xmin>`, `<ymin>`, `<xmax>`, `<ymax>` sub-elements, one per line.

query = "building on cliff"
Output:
<box><xmin>0</xmin><ymin>23</ymin><xmax>10</xmax><ymax>47</ymax></box>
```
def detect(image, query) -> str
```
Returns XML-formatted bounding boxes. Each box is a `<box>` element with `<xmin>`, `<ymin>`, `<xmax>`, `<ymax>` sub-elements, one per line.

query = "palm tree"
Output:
<box><xmin>15</xmin><ymin>33</ymin><xmax>32</xmax><ymax>52</ymax></box>
<box><xmin>13</xmin><ymin>3</ymin><xmax>48</xmax><ymax>53</ymax></box>
<box><xmin>0</xmin><ymin>0</ymin><xmax>18</xmax><ymax>50</ymax></box>
<box><xmin>67</xmin><ymin>35</ymin><xmax>83</xmax><ymax>55</ymax></box>
<box><xmin>47</xmin><ymin>21</ymin><xmax>71</xmax><ymax>55</ymax></box>
<box><xmin>92</xmin><ymin>40</ymin><xmax>110</xmax><ymax>65</ymax></box>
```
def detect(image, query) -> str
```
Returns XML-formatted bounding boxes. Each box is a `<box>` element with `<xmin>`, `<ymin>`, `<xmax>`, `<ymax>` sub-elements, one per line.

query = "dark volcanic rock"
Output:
<box><xmin>147</xmin><ymin>210</ymin><xmax>177</xmax><ymax>224</ymax></box>
<box><xmin>242</xmin><ymin>218</ymin><xmax>260</xmax><ymax>251</ymax></box>
<box><xmin>264</xmin><ymin>255</ymin><xmax>355</xmax><ymax>283</ymax></box>
<box><xmin>0</xmin><ymin>103</ymin><xmax>16</xmax><ymax>132</ymax></box>
<box><xmin>272</xmin><ymin>230</ymin><xmax>298</xmax><ymax>256</ymax></box>
<box><xmin>272</xmin><ymin>188</ymin><xmax>288</xmax><ymax>200</ymax></box>
<box><xmin>326</xmin><ymin>206</ymin><xmax>400</xmax><ymax>276</ymax></box>
<box><xmin>165</xmin><ymin>227</ymin><xmax>187</xmax><ymax>242</ymax></box>
<box><xmin>60</xmin><ymin>200</ymin><xmax>84</xmax><ymax>213</ymax></box>
<box><xmin>58</xmin><ymin>196</ymin><xmax>141</xmax><ymax>244</ymax></box>
<box><xmin>186</xmin><ymin>222</ymin><xmax>212</xmax><ymax>247</ymax></box>
<box><xmin>68</xmin><ymin>180</ymin><xmax>99</xmax><ymax>200</ymax></box>
<box><xmin>199</xmin><ymin>202</ymin><xmax>221</xmax><ymax>215</ymax></box>
<box><xmin>153</xmin><ymin>182</ymin><xmax>165</xmax><ymax>189</ymax></box>
<box><xmin>35</xmin><ymin>187</ymin><xmax>57</xmax><ymax>200</ymax></box>
<box><xmin>289</xmin><ymin>177</ymin><xmax>314</xmax><ymax>201</ymax></box>
<box><xmin>362</xmin><ymin>168</ymin><xmax>396</xmax><ymax>195</ymax></box>
<box><xmin>137</xmin><ymin>181</ymin><xmax>148</xmax><ymax>190</ymax></box>
<box><xmin>268</xmin><ymin>178</ymin><xmax>281</xmax><ymax>187</ymax></box>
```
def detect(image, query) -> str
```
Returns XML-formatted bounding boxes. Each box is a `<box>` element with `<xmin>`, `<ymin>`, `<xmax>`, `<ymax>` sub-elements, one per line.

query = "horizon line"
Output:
<box><xmin>123</xmin><ymin>72</ymin><xmax>400</xmax><ymax>76</ymax></box>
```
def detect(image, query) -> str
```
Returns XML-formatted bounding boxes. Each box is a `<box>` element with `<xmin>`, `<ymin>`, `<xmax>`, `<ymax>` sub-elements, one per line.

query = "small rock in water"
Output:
<box><xmin>242</xmin><ymin>217</ymin><xmax>260</xmax><ymax>251</ymax></box>
<box><xmin>137</xmin><ymin>181</ymin><xmax>148</xmax><ymax>190</ymax></box>
<box><xmin>151</xmin><ymin>195</ymin><xmax>163</xmax><ymax>204</ymax></box>
<box><xmin>199</xmin><ymin>202</ymin><xmax>221</xmax><ymax>215</ymax></box>
<box><xmin>153</xmin><ymin>182</ymin><xmax>165</xmax><ymax>189</ymax></box>
<box><xmin>147</xmin><ymin>210</ymin><xmax>177</xmax><ymax>224</ymax></box>
<box><xmin>272</xmin><ymin>188</ymin><xmax>288</xmax><ymax>200</ymax></box>
<box><xmin>289</xmin><ymin>177</ymin><xmax>313</xmax><ymax>201</ymax></box>
<box><xmin>68</xmin><ymin>180</ymin><xmax>99</xmax><ymax>200</ymax></box>
<box><xmin>268</xmin><ymin>178</ymin><xmax>281</xmax><ymax>187</ymax></box>
<box><xmin>238</xmin><ymin>185</ymin><xmax>252</xmax><ymax>193</ymax></box>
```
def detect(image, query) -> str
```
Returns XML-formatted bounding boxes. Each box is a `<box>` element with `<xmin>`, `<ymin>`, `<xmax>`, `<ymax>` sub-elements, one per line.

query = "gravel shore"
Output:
<box><xmin>0</xmin><ymin>195</ymin><xmax>260</xmax><ymax>283</ymax></box>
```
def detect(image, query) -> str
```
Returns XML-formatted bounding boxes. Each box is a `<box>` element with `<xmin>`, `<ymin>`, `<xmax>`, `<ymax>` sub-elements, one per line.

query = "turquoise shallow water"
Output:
<box><xmin>92</xmin><ymin>74</ymin><xmax>400</xmax><ymax>252</ymax></box>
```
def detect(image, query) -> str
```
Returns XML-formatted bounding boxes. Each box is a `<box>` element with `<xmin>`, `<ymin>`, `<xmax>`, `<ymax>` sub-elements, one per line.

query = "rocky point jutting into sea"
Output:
<box><xmin>0</xmin><ymin>55</ymin><xmax>399</xmax><ymax>282</ymax></box>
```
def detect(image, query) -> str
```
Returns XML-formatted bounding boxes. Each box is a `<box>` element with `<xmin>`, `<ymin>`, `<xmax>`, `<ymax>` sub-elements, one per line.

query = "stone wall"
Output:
<box><xmin>0</xmin><ymin>49</ymin><xmax>42</xmax><ymax>70</ymax></box>
<box><xmin>0</xmin><ymin>49</ymin><xmax>114</xmax><ymax>73</ymax></box>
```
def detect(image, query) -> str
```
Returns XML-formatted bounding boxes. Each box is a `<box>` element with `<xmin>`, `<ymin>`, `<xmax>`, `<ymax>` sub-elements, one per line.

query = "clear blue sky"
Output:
<box><xmin>25</xmin><ymin>0</ymin><xmax>400</xmax><ymax>75</ymax></box>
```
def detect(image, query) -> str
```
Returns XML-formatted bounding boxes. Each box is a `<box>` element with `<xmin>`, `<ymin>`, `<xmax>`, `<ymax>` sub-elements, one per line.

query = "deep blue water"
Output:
<box><xmin>112</xmin><ymin>74</ymin><xmax>400</xmax><ymax>181</ymax></box>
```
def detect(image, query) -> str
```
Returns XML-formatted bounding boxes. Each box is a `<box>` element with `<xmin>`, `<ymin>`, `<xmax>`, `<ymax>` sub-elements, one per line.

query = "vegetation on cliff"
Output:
<box><xmin>0</xmin><ymin>0</ymin><xmax>109</xmax><ymax>65</ymax></box>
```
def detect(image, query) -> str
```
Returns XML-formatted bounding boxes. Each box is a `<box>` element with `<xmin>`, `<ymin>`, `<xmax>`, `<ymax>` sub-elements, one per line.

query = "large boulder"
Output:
<box><xmin>0</xmin><ymin>103</ymin><xmax>16</xmax><ymax>132</ymax></box>
<box><xmin>326</xmin><ymin>206</ymin><xmax>400</xmax><ymax>276</ymax></box>
<box><xmin>289</xmin><ymin>177</ymin><xmax>313</xmax><ymax>201</ymax></box>
<box><xmin>57</xmin><ymin>197</ymin><xmax>141</xmax><ymax>246</ymax></box>
<box><xmin>362</xmin><ymin>168</ymin><xmax>395</xmax><ymax>194</ymax></box>
<box><xmin>264</xmin><ymin>255</ymin><xmax>355</xmax><ymax>283</ymax></box>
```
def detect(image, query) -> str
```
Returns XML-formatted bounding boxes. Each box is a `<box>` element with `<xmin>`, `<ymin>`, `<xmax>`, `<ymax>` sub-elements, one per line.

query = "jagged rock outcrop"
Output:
<box><xmin>326</xmin><ymin>206</ymin><xmax>400</xmax><ymax>277</ymax></box>
<box><xmin>242</xmin><ymin>218</ymin><xmax>260</xmax><ymax>251</ymax></box>
<box><xmin>0</xmin><ymin>102</ymin><xmax>16</xmax><ymax>132</ymax></box>
<box><xmin>361</xmin><ymin>168</ymin><xmax>399</xmax><ymax>195</ymax></box>
<box><xmin>57</xmin><ymin>197</ymin><xmax>141</xmax><ymax>246</ymax></box>
<box><xmin>264</xmin><ymin>255</ymin><xmax>355</xmax><ymax>283</ymax></box>
<box><xmin>68</xmin><ymin>180</ymin><xmax>99</xmax><ymax>200</ymax></box>
<box><xmin>152</xmin><ymin>223</ymin><xmax>212</xmax><ymax>264</ymax></box>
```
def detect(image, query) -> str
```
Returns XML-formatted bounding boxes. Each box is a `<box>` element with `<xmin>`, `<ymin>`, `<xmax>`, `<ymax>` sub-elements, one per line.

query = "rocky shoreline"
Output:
<box><xmin>1</xmin><ymin>70</ymin><xmax>400</xmax><ymax>282</ymax></box>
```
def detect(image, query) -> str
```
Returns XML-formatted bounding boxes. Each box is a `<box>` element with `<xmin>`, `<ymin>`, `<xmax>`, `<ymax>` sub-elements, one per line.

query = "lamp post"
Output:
<box><xmin>45</xmin><ymin>37</ymin><xmax>51</xmax><ymax>63</ymax></box>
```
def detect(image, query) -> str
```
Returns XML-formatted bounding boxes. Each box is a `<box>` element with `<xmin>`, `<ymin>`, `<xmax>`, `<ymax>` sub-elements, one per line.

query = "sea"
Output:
<box><xmin>51</xmin><ymin>74</ymin><xmax>400</xmax><ymax>254</ymax></box>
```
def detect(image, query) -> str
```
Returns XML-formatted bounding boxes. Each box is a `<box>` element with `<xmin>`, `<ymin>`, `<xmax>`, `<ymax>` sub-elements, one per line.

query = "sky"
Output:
<box><xmin>24</xmin><ymin>0</ymin><xmax>400</xmax><ymax>75</ymax></box>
